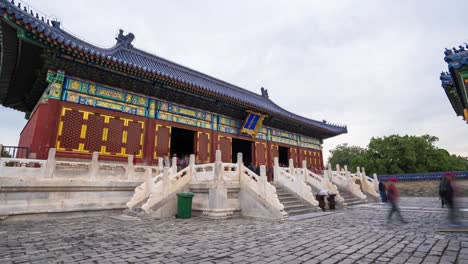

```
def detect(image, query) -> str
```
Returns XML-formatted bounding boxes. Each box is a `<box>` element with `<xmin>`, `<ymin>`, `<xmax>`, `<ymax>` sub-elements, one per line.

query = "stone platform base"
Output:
<box><xmin>0</xmin><ymin>208</ymin><xmax>124</xmax><ymax>223</ymax></box>
<box><xmin>0</xmin><ymin>177</ymin><xmax>141</xmax><ymax>221</ymax></box>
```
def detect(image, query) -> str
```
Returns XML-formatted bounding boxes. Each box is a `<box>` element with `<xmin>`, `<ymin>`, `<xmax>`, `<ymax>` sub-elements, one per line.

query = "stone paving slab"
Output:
<box><xmin>287</xmin><ymin>212</ymin><xmax>337</xmax><ymax>221</ymax></box>
<box><xmin>0</xmin><ymin>197</ymin><xmax>467</xmax><ymax>264</ymax></box>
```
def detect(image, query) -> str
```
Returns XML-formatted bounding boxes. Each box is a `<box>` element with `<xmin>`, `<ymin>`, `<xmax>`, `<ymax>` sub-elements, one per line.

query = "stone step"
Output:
<box><xmin>277</xmin><ymin>197</ymin><xmax>299</xmax><ymax>203</ymax></box>
<box><xmin>277</xmin><ymin>192</ymin><xmax>293</xmax><ymax>196</ymax></box>
<box><xmin>273</xmin><ymin>183</ymin><xmax>320</xmax><ymax>217</ymax></box>
<box><xmin>283</xmin><ymin>204</ymin><xmax>311</xmax><ymax>210</ymax></box>
<box><xmin>343</xmin><ymin>198</ymin><xmax>358</xmax><ymax>201</ymax></box>
<box><xmin>286</xmin><ymin>208</ymin><xmax>318</xmax><ymax>216</ymax></box>
<box><xmin>281</xmin><ymin>200</ymin><xmax>306</xmax><ymax>205</ymax></box>
<box><xmin>344</xmin><ymin>198</ymin><xmax>362</xmax><ymax>203</ymax></box>
<box><xmin>277</xmin><ymin>194</ymin><xmax>296</xmax><ymax>199</ymax></box>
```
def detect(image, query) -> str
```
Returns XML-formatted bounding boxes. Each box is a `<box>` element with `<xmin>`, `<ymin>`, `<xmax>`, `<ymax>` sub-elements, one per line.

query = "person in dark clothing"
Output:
<box><xmin>378</xmin><ymin>180</ymin><xmax>387</xmax><ymax>203</ymax></box>
<box><xmin>445</xmin><ymin>174</ymin><xmax>460</xmax><ymax>225</ymax></box>
<box><xmin>439</xmin><ymin>174</ymin><xmax>448</xmax><ymax>208</ymax></box>
<box><xmin>387</xmin><ymin>178</ymin><xmax>407</xmax><ymax>224</ymax></box>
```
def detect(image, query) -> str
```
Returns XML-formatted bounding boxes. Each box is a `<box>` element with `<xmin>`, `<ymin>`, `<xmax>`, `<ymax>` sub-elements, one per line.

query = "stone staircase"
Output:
<box><xmin>338</xmin><ymin>186</ymin><xmax>367</xmax><ymax>207</ymax></box>
<box><xmin>274</xmin><ymin>183</ymin><xmax>318</xmax><ymax>216</ymax></box>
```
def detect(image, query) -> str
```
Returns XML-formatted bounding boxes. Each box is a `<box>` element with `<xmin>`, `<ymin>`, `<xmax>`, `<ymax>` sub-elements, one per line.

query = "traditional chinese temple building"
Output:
<box><xmin>441</xmin><ymin>45</ymin><xmax>468</xmax><ymax>124</ymax></box>
<box><xmin>0</xmin><ymin>0</ymin><xmax>346</xmax><ymax>173</ymax></box>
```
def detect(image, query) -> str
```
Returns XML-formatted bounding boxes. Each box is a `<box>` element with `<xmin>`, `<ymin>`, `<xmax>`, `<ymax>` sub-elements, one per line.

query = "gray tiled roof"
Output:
<box><xmin>1</xmin><ymin>0</ymin><xmax>347</xmax><ymax>134</ymax></box>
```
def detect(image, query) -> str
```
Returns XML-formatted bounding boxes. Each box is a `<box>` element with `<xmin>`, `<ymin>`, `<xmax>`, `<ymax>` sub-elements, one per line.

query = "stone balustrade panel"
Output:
<box><xmin>240</xmin><ymin>166</ymin><xmax>285</xmax><ymax>213</ymax></box>
<box><xmin>274</xmin><ymin>160</ymin><xmax>318</xmax><ymax>207</ymax></box>
<box><xmin>192</xmin><ymin>164</ymin><xmax>215</xmax><ymax>182</ymax></box>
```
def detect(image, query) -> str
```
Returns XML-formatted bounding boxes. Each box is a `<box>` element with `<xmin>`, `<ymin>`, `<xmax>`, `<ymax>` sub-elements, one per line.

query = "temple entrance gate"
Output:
<box><xmin>278</xmin><ymin>146</ymin><xmax>289</xmax><ymax>167</ymax></box>
<box><xmin>170</xmin><ymin>127</ymin><xmax>195</xmax><ymax>159</ymax></box>
<box><xmin>232</xmin><ymin>138</ymin><xmax>253</xmax><ymax>165</ymax></box>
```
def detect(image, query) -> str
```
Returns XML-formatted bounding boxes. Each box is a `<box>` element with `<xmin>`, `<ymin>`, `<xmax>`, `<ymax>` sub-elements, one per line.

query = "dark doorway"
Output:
<box><xmin>232</xmin><ymin>138</ymin><xmax>253</xmax><ymax>165</ymax></box>
<box><xmin>170</xmin><ymin>127</ymin><xmax>195</xmax><ymax>158</ymax></box>
<box><xmin>278</xmin><ymin>146</ymin><xmax>289</xmax><ymax>167</ymax></box>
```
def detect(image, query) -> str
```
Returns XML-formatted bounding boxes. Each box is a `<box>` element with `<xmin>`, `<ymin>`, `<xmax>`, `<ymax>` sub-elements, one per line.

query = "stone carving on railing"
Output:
<box><xmin>301</xmin><ymin>161</ymin><xmax>344</xmax><ymax>203</ymax></box>
<box><xmin>327</xmin><ymin>164</ymin><xmax>366</xmax><ymax>200</ymax></box>
<box><xmin>239</xmin><ymin>153</ymin><xmax>286</xmax><ymax>216</ymax></box>
<box><xmin>0</xmin><ymin>148</ymin><xmax>161</xmax><ymax>182</ymax></box>
<box><xmin>274</xmin><ymin>158</ymin><xmax>318</xmax><ymax>207</ymax></box>
<box><xmin>127</xmin><ymin>157</ymin><xmax>164</xmax><ymax>209</ymax></box>
<box><xmin>355</xmin><ymin>167</ymin><xmax>379</xmax><ymax>199</ymax></box>
<box><xmin>327</xmin><ymin>164</ymin><xmax>347</xmax><ymax>188</ymax></box>
<box><xmin>141</xmin><ymin>155</ymin><xmax>194</xmax><ymax>213</ymax></box>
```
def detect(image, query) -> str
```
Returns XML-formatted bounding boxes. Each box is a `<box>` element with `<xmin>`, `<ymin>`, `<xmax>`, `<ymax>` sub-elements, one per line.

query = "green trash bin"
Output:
<box><xmin>176</xmin><ymin>192</ymin><xmax>194</xmax><ymax>219</ymax></box>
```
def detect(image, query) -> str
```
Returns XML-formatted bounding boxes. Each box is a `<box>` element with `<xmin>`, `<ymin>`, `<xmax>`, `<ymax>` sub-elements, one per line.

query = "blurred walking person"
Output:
<box><xmin>439</xmin><ymin>174</ymin><xmax>448</xmax><ymax>208</ymax></box>
<box><xmin>387</xmin><ymin>178</ymin><xmax>407</xmax><ymax>224</ymax></box>
<box><xmin>445</xmin><ymin>173</ymin><xmax>460</xmax><ymax>225</ymax></box>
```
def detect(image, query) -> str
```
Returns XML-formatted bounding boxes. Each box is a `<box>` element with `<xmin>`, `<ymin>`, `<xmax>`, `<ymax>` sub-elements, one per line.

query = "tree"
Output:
<box><xmin>1</xmin><ymin>149</ymin><xmax>11</xmax><ymax>158</ymax></box>
<box><xmin>328</xmin><ymin>144</ymin><xmax>367</xmax><ymax>173</ymax></box>
<box><xmin>328</xmin><ymin>134</ymin><xmax>468</xmax><ymax>175</ymax></box>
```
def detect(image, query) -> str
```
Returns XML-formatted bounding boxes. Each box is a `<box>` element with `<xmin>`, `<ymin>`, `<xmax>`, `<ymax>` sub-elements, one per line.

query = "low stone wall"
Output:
<box><xmin>0</xmin><ymin>177</ymin><xmax>141</xmax><ymax>221</ymax></box>
<box><xmin>394</xmin><ymin>179</ymin><xmax>468</xmax><ymax>197</ymax></box>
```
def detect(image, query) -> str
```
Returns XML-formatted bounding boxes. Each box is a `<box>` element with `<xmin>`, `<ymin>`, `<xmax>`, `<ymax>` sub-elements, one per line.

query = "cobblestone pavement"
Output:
<box><xmin>1</xmin><ymin>198</ymin><xmax>467</xmax><ymax>264</ymax></box>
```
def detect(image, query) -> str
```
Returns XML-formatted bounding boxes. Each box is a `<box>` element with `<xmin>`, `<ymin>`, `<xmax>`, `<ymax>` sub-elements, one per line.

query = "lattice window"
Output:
<box><xmin>126</xmin><ymin>121</ymin><xmax>144</xmax><ymax>156</ymax></box>
<box><xmin>59</xmin><ymin>110</ymin><xmax>83</xmax><ymax>150</ymax></box>
<box><xmin>84</xmin><ymin>114</ymin><xmax>104</xmax><ymax>153</ymax></box>
<box><xmin>106</xmin><ymin>118</ymin><xmax>124</xmax><ymax>154</ymax></box>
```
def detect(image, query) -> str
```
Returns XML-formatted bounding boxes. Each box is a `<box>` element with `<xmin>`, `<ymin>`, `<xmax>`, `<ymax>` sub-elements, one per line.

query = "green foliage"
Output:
<box><xmin>1</xmin><ymin>149</ymin><xmax>11</xmax><ymax>158</ymax></box>
<box><xmin>328</xmin><ymin>134</ymin><xmax>468</xmax><ymax>175</ymax></box>
<box><xmin>328</xmin><ymin>144</ymin><xmax>367</xmax><ymax>173</ymax></box>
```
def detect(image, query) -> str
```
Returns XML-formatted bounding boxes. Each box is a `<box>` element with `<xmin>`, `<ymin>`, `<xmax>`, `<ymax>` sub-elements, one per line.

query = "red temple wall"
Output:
<box><xmin>18</xmin><ymin>99</ymin><xmax>324</xmax><ymax>169</ymax></box>
<box><xmin>18</xmin><ymin>100</ymin><xmax>61</xmax><ymax>159</ymax></box>
<box><xmin>18</xmin><ymin>107</ymin><xmax>39</xmax><ymax>158</ymax></box>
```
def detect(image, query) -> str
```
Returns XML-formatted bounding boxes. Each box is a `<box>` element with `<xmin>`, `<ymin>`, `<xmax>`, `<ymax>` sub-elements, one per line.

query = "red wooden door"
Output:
<box><xmin>217</xmin><ymin>135</ymin><xmax>232</xmax><ymax>162</ymax></box>
<box><xmin>196</xmin><ymin>131</ymin><xmax>211</xmax><ymax>163</ymax></box>
<box><xmin>154</xmin><ymin>125</ymin><xmax>171</xmax><ymax>159</ymax></box>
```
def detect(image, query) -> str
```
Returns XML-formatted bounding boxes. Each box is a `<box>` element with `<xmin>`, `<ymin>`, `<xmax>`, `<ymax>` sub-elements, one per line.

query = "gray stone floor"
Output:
<box><xmin>1</xmin><ymin>197</ymin><xmax>467</xmax><ymax>264</ymax></box>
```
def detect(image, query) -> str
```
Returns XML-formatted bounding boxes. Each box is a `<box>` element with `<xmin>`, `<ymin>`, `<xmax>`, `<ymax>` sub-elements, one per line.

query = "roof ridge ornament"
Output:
<box><xmin>51</xmin><ymin>20</ymin><xmax>60</xmax><ymax>28</ymax></box>
<box><xmin>260</xmin><ymin>87</ymin><xmax>269</xmax><ymax>99</ymax></box>
<box><xmin>116</xmin><ymin>29</ymin><xmax>135</xmax><ymax>49</ymax></box>
<box><xmin>440</xmin><ymin>71</ymin><xmax>453</xmax><ymax>87</ymax></box>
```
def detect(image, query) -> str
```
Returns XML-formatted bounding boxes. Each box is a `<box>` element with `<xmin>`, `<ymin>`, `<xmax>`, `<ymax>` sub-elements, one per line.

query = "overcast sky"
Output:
<box><xmin>1</xmin><ymin>0</ymin><xmax>467</xmax><ymax>161</ymax></box>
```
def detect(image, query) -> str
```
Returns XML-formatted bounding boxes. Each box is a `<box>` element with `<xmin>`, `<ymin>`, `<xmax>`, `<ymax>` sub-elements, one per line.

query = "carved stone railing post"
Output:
<box><xmin>158</xmin><ymin>157</ymin><xmax>164</xmax><ymax>173</ymax></box>
<box><xmin>189</xmin><ymin>154</ymin><xmax>195</xmax><ymax>181</ymax></box>
<box><xmin>145</xmin><ymin>167</ymin><xmax>152</xmax><ymax>196</ymax></box>
<box><xmin>214</xmin><ymin>149</ymin><xmax>223</xmax><ymax>182</ymax></box>
<box><xmin>89</xmin><ymin>151</ymin><xmax>99</xmax><ymax>180</ymax></box>
<box><xmin>336</xmin><ymin>164</ymin><xmax>341</xmax><ymax>174</ymax></box>
<box><xmin>273</xmin><ymin>157</ymin><xmax>279</xmax><ymax>182</ymax></box>
<box><xmin>373</xmin><ymin>173</ymin><xmax>379</xmax><ymax>192</ymax></box>
<box><xmin>171</xmin><ymin>156</ymin><xmax>177</xmax><ymax>174</ymax></box>
<box><xmin>237</xmin><ymin>152</ymin><xmax>243</xmax><ymax>180</ymax></box>
<box><xmin>162</xmin><ymin>166</ymin><xmax>170</xmax><ymax>196</ymax></box>
<box><xmin>45</xmin><ymin>148</ymin><xmax>56</xmax><ymax>178</ymax></box>
<box><xmin>259</xmin><ymin>165</ymin><xmax>267</xmax><ymax>197</ymax></box>
<box><xmin>299</xmin><ymin>160</ymin><xmax>307</xmax><ymax>182</ymax></box>
<box><xmin>288</xmin><ymin>158</ymin><xmax>294</xmax><ymax>174</ymax></box>
<box><xmin>327</xmin><ymin>163</ymin><xmax>333</xmax><ymax>181</ymax></box>
<box><xmin>126</xmin><ymin>155</ymin><xmax>134</xmax><ymax>181</ymax></box>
